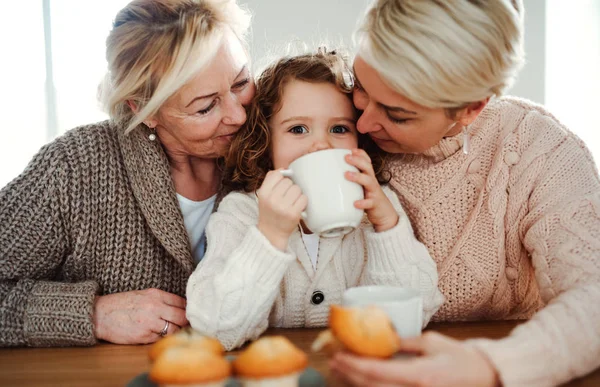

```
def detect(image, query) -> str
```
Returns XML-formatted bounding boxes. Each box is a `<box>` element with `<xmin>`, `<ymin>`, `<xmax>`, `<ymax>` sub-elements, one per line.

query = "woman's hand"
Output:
<box><xmin>345</xmin><ymin>149</ymin><xmax>398</xmax><ymax>232</ymax></box>
<box><xmin>93</xmin><ymin>288</ymin><xmax>188</xmax><ymax>344</ymax></box>
<box><xmin>330</xmin><ymin>332</ymin><xmax>500</xmax><ymax>387</ymax></box>
<box><xmin>257</xmin><ymin>170</ymin><xmax>308</xmax><ymax>250</ymax></box>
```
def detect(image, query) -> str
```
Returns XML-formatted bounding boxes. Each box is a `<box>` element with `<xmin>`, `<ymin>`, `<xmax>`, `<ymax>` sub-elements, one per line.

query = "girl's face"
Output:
<box><xmin>269</xmin><ymin>80</ymin><xmax>359</xmax><ymax>169</ymax></box>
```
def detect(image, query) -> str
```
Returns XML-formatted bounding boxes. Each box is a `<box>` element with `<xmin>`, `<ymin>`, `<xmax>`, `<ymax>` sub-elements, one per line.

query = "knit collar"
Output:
<box><xmin>421</xmin><ymin>132</ymin><xmax>465</xmax><ymax>163</ymax></box>
<box><xmin>117</xmin><ymin>123</ymin><xmax>194</xmax><ymax>273</ymax></box>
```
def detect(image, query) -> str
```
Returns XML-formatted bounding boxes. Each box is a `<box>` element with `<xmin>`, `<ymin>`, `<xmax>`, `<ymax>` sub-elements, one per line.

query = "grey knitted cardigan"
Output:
<box><xmin>0</xmin><ymin>121</ymin><xmax>196</xmax><ymax>347</ymax></box>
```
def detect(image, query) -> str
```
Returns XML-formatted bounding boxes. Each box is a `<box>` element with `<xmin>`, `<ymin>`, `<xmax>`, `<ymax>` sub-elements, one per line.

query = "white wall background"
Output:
<box><xmin>239</xmin><ymin>0</ymin><xmax>369</xmax><ymax>69</ymax></box>
<box><xmin>546</xmin><ymin>0</ymin><xmax>600</xmax><ymax>163</ymax></box>
<box><xmin>510</xmin><ymin>0</ymin><xmax>546</xmax><ymax>103</ymax></box>
<box><xmin>0</xmin><ymin>0</ymin><xmax>129</xmax><ymax>188</ymax></box>
<box><xmin>0</xmin><ymin>0</ymin><xmax>599</xmax><ymax>188</ymax></box>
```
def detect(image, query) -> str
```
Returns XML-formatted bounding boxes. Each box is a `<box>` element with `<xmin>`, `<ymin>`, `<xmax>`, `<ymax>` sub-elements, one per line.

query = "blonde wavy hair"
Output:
<box><xmin>355</xmin><ymin>0</ymin><xmax>524</xmax><ymax>110</ymax></box>
<box><xmin>100</xmin><ymin>0</ymin><xmax>251</xmax><ymax>133</ymax></box>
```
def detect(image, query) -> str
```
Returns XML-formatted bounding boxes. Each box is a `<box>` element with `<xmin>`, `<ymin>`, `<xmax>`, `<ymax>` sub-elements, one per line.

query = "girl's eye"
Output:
<box><xmin>289</xmin><ymin>125</ymin><xmax>308</xmax><ymax>134</ymax></box>
<box><xmin>198</xmin><ymin>100</ymin><xmax>217</xmax><ymax>115</ymax></box>
<box><xmin>330</xmin><ymin>125</ymin><xmax>350</xmax><ymax>134</ymax></box>
<box><xmin>233</xmin><ymin>78</ymin><xmax>250</xmax><ymax>89</ymax></box>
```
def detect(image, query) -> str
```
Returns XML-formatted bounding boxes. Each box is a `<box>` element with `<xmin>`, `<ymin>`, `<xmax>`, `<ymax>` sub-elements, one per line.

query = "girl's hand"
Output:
<box><xmin>93</xmin><ymin>288</ymin><xmax>188</xmax><ymax>344</ymax></box>
<box><xmin>330</xmin><ymin>332</ymin><xmax>500</xmax><ymax>387</ymax></box>
<box><xmin>345</xmin><ymin>149</ymin><xmax>398</xmax><ymax>232</ymax></box>
<box><xmin>257</xmin><ymin>170</ymin><xmax>308</xmax><ymax>250</ymax></box>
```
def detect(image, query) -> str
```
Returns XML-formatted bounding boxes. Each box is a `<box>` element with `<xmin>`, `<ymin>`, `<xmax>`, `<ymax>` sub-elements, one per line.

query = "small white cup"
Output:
<box><xmin>281</xmin><ymin>149</ymin><xmax>364</xmax><ymax>237</ymax></box>
<box><xmin>342</xmin><ymin>286</ymin><xmax>423</xmax><ymax>338</ymax></box>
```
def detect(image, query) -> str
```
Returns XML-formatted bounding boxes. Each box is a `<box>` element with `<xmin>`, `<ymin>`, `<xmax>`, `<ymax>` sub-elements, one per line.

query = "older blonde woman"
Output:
<box><xmin>0</xmin><ymin>0</ymin><xmax>255</xmax><ymax>347</ymax></box>
<box><xmin>331</xmin><ymin>0</ymin><xmax>600</xmax><ymax>386</ymax></box>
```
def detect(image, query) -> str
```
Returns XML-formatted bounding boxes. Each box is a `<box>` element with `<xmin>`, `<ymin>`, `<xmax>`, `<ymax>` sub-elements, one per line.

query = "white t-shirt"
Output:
<box><xmin>300</xmin><ymin>227</ymin><xmax>320</xmax><ymax>270</ymax></box>
<box><xmin>177</xmin><ymin>193</ymin><xmax>217</xmax><ymax>264</ymax></box>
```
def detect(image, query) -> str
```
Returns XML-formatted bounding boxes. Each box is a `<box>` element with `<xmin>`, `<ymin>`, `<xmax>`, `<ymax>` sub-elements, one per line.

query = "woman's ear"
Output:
<box><xmin>456</xmin><ymin>98</ymin><xmax>490</xmax><ymax>126</ymax></box>
<box><xmin>126</xmin><ymin>100</ymin><xmax>138</xmax><ymax>113</ymax></box>
<box><xmin>127</xmin><ymin>100</ymin><xmax>157</xmax><ymax>128</ymax></box>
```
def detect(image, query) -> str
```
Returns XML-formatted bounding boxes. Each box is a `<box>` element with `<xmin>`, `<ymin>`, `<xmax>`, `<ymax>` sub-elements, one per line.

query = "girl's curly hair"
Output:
<box><xmin>223</xmin><ymin>48</ymin><xmax>389</xmax><ymax>194</ymax></box>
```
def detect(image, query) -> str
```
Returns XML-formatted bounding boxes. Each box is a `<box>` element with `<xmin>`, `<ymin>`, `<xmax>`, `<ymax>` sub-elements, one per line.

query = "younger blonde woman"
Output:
<box><xmin>330</xmin><ymin>1</ymin><xmax>600</xmax><ymax>386</ymax></box>
<box><xmin>186</xmin><ymin>49</ymin><xmax>444</xmax><ymax>350</ymax></box>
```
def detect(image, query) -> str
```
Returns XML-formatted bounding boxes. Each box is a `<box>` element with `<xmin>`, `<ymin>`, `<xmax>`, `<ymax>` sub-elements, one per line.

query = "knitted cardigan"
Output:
<box><xmin>389</xmin><ymin>96</ymin><xmax>600</xmax><ymax>387</ymax></box>
<box><xmin>186</xmin><ymin>187</ymin><xmax>444</xmax><ymax>350</ymax></box>
<box><xmin>0</xmin><ymin>121</ymin><xmax>195</xmax><ymax>347</ymax></box>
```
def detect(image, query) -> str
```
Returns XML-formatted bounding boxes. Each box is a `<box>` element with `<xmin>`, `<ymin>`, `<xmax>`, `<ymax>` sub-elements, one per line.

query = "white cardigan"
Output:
<box><xmin>186</xmin><ymin>186</ymin><xmax>444</xmax><ymax>350</ymax></box>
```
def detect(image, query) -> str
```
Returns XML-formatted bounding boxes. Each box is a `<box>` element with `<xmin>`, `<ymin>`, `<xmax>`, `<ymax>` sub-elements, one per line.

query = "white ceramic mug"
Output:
<box><xmin>281</xmin><ymin>148</ymin><xmax>364</xmax><ymax>237</ymax></box>
<box><xmin>342</xmin><ymin>286</ymin><xmax>423</xmax><ymax>338</ymax></box>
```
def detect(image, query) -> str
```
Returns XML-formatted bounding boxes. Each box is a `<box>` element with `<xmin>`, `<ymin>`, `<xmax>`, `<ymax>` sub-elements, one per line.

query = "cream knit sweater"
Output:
<box><xmin>389</xmin><ymin>97</ymin><xmax>600</xmax><ymax>387</ymax></box>
<box><xmin>186</xmin><ymin>186</ymin><xmax>444</xmax><ymax>350</ymax></box>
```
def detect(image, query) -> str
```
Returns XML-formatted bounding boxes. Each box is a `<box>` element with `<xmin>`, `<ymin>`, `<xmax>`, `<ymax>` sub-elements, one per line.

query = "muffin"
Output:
<box><xmin>311</xmin><ymin>304</ymin><xmax>401</xmax><ymax>358</ymax></box>
<box><xmin>149</xmin><ymin>327</ymin><xmax>224</xmax><ymax>362</ymax></box>
<box><xmin>232</xmin><ymin>336</ymin><xmax>308</xmax><ymax>387</ymax></box>
<box><xmin>149</xmin><ymin>346</ymin><xmax>231</xmax><ymax>387</ymax></box>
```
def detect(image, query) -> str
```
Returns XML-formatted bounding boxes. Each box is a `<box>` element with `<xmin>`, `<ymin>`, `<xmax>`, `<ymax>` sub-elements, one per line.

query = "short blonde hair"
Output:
<box><xmin>355</xmin><ymin>0</ymin><xmax>524</xmax><ymax>109</ymax></box>
<box><xmin>100</xmin><ymin>0</ymin><xmax>251</xmax><ymax>133</ymax></box>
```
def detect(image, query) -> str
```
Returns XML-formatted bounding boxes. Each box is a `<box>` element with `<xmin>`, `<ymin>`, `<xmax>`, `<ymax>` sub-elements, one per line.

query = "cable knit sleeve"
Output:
<box><xmin>359</xmin><ymin>186</ymin><xmax>444</xmax><ymax>325</ymax></box>
<box><xmin>469</xmin><ymin>113</ymin><xmax>600</xmax><ymax>386</ymax></box>
<box><xmin>0</xmin><ymin>141</ymin><xmax>99</xmax><ymax>347</ymax></box>
<box><xmin>186</xmin><ymin>192</ymin><xmax>295</xmax><ymax>350</ymax></box>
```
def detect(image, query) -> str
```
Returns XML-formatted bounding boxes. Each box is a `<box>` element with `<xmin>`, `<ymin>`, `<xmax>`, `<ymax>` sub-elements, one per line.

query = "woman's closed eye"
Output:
<box><xmin>198</xmin><ymin>99</ymin><xmax>218</xmax><ymax>115</ymax></box>
<box><xmin>354</xmin><ymin>78</ymin><xmax>364</xmax><ymax>92</ymax></box>
<box><xmin>387</xmin><ymin>115</ymin><xmax>410</xmax><ymax>125</ymax></box>
<box><xmin>196</xmin><ymin>79</ymin><xmax>249</xmax><ymax>115</ymax></box>
<box><xmin>289</xmin><ymin>125</ymin><xmax>308</xmax><ymax>134</ymax></box>
<box><xmin>232</xmin><ymin>78</ymin><xmax>250</xmax><ymax>90</ymax></box>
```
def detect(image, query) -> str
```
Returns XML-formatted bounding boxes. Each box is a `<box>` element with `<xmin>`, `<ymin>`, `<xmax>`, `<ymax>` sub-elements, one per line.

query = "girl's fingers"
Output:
<box><xmin>272</xmin><ymin>176</ymin><xmax>294</xmax><ymax>197</ymax></box>
<box><xmin>292</xmin><ymin>194</ymin><xmax>308</xmax><ymax>214</ymax></box>
<box><xmin>282</xmin><ymin>183</ymin><xmax>303</xmax><ymax>203</ymax></box>
<box><xmin>351</xmin><ymin>148</ymin><xmax>372</xmax><ymax>162</ymax></box>
<box><xmin>258</xmin><ymin>170</ymin><xmax>285</xmax><ymax>197</ymax></box>
<box><xmin>346</xmin><ymin>150</ymin><xmax>374</xmax><ymax>174</ymax></box>
<box><xmin>346</xmin><ymin>171</ymin><xmax>377</xmax><ymax>191</ymax></box>
<box><xmin>346</xmin><ymin>157</ymin><xmax>375</xmax><ymax>176</ymax></box>
<box><xmin>354</xmin><ymin>198</ymin><xmax>374</xmax><ymax>209</ymax></box>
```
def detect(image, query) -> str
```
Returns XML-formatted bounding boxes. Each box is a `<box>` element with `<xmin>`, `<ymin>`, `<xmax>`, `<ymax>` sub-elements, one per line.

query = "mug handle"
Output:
<box><xmin>278</xmin><ymin>169</ymin><xmax>307</xmax><ymax>219</ymax></box>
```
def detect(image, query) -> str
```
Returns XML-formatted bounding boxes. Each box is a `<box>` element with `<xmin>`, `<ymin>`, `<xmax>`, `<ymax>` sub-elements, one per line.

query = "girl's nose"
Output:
<box><xmin>308</xmin><ymin>139</ymin><xmax>332</xmax><ymax>154</ymax></box>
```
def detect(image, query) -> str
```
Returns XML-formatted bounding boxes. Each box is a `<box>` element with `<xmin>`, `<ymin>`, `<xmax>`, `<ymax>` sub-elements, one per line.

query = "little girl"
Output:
<box><xmin>186</xmin><ymin>48</ymin><xmax>444</xmax><ymax>350</ymax></box>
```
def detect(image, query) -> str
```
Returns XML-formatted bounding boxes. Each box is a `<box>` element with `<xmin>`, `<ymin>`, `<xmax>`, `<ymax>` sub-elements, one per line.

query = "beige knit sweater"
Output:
<box><xmin>389</xmin><ymin>97</ymin><xmax>600</xmax><ymax>387</ymax></box>
<box><xmin>186</xmin><ymin>187</ymin><xmax>444</xmax><ymax>350</ymax></box>
<box><xmin>0</xmin><ymin>121</ymin><xmax>195</xmax><ymax>347</ymax></box>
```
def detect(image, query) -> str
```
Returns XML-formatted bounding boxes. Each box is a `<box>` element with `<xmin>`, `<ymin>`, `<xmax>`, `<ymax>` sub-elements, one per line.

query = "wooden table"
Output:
<box><xmin>0</xmin><ymin>320</ymin><xmax>598</xmax><ymax>386</ymax></box>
